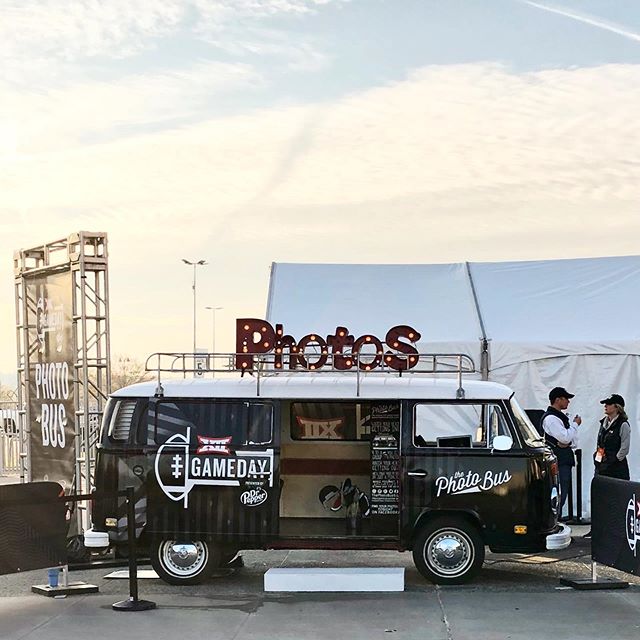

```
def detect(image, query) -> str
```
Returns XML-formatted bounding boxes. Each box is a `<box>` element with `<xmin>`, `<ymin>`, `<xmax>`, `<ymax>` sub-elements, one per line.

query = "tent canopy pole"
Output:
<box><xmin>465</xmin><ymin>262</ymin><xmax>490</xmax><ymax>381</ymax></box>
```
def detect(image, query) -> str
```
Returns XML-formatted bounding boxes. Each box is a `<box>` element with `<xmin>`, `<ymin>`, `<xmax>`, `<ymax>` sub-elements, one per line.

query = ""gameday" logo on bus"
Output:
<box><xmin>155</xmin><ymin>428</ymin><xmax>274</xmax><ymax>508</ymax></box>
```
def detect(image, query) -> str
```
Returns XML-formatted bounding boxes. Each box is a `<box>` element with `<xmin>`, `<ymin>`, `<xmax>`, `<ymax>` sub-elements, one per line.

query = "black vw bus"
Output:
<box><xmin>86</xmin><ymin>366</ymin><xmax>570</xmax><ymax>585</ymax></box>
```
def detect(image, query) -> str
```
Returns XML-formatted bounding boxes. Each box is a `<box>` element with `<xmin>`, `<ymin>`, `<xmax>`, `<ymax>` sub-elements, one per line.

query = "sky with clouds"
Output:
<box><xmin>1</xmin><ymin>0</ymin><xmax>640</xmax><ymax>382</ymax></box>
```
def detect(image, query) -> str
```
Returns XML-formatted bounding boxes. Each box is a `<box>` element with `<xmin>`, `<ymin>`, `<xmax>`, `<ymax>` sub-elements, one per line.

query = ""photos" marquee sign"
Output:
<box><xmin>235</xmin><ymin>319</ymin><xmax>422</xmax><ymax>372</ymax></box>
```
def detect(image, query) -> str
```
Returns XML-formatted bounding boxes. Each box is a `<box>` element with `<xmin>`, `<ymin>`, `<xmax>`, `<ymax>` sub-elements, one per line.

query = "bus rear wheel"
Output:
<box><xmin>413</xmin><ymin>517</ymin><xmax>484</xmax><ymax>585</ymax></box>
<box><xmin>150</xmin><ymin>539</ymin><xmax>218</xmax><ymax>585</ymax></box>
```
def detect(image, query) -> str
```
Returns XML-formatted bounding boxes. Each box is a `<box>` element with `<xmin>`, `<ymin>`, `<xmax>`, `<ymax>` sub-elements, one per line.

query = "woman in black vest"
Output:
<box><xmin>594</xmin><ymin>394</ymin><xmax>631</xmax><ymax>480</ymax></box>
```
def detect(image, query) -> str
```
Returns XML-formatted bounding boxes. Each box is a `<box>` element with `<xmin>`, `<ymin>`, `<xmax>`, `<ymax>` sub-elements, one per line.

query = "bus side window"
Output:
<box><xmin>150</xmin><ymin>401</ymin><xmax>269</xmax><ymax>446</ymax></box>
<box><xmin>151</xmin><ymin>401</ymin><xmax>199</xmax><ymax>445</ymax></box>
<box><xmin>414</xmin><ymin>403</ymin><xmax>480</xmax><ymax>448</ymax></box>
<box><xmin>133</xmin><ymin>401</ymin><xmax>149</xmax><ymax>445</ymax></box>
<box><xmin>413</xmin><ymin>403</ymin><xmax>509</xmax><ymax>449</ymax></box>
<box><xmin>99</xmin><ymin>398</ymin><xmax>116</xmax><ymax>444</ymax></box>
<box><xmin>246</xmin><ymin>404</ymin><xmax>273</xmax><ymax>444</ymax></box>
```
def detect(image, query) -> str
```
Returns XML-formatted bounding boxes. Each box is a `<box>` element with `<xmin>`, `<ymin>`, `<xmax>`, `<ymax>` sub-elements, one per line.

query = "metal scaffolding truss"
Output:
<box><xmin>14</xmin><ymin>231</ymin><xmax>111</xmax><ymax>528</ymax></box>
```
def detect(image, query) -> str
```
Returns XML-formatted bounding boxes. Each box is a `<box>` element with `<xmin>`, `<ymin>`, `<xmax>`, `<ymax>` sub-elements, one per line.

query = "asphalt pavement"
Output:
<box><xmin>1</xmin><ymin>528</ymin><xmax>639</xmax><ymax>640</ymax></box>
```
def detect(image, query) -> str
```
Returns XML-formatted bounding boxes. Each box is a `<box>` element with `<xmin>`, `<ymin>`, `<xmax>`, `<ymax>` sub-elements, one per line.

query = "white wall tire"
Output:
<box><xmin>150</xmin><ymin>540</ymin><xmax>217</xmax><ymax>585</ymax></box>
<box><xmin>413</xmin><ymin>517</ymin><xmax>484</xmax><ymax>585</ymax></box>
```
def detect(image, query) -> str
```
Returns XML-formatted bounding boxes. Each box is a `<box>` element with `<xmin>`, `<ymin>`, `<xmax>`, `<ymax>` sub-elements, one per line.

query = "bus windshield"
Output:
<box><xmin>510</xmin><ymin>396</ymin><xmax>545</xmax><ymax>448</ymax></box>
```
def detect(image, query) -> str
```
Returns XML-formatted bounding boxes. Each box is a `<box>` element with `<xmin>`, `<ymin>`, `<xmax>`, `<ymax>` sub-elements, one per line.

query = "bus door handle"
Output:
<box><xmin>408</xmin><ymin>469</ymin><xmax>428</xmax><ymax>478</ymax></box>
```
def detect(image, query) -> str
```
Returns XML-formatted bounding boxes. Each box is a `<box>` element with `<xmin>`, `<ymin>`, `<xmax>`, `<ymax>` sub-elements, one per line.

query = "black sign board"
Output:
<box><xmin>25</xmin><ymin>270</ymin><xmax>75</xmax><ymax>489</ymax></box>
<box><xmin>370</xmin><ymin>403</ymin><xmax>400</xmax><ymax>516</ymax></box>
<box><xmin>592</xmin><ymin>475</ymin><xmax>640</xmax><ymax>576</ymax></box>
<box><xmin>0</xmin><ymin>482</ymin><xmax>67</xmax><ymax>575</ymax></box>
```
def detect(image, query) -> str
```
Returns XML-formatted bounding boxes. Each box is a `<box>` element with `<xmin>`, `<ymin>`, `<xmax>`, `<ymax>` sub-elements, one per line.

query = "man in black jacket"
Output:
<box><xmin>541</xmin><ymin>387</ymin><xmax>581</xmax><ymax>519</ymax></box>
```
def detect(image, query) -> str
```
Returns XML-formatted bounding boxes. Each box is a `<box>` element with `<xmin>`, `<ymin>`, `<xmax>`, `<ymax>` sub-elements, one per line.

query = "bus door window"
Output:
<box><xmin>413</xmin><ymin>403</ymin><xmax>511</xmax><ymax>449</ymax></box>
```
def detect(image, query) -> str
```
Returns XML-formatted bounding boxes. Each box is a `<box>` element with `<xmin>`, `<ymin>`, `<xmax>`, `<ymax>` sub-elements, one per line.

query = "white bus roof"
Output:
<box><xmin>112</xmin><ymin>376</ymin><xmax>513</xmax><ymax>401</ymax></box>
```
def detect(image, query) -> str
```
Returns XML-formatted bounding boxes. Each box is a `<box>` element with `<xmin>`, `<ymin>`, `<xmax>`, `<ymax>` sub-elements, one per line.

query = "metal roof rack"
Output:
<box><xmin>145</xmin><ymin>352</ymin><xmax>476</xmax><ymax>399</ymax></box>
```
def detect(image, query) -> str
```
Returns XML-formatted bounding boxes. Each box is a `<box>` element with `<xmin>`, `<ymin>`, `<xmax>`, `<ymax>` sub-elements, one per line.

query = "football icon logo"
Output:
<box><xmin>155</xmin><ymin>430</ymin><xmax>192</xmax><ymax>506</ymax></box>
<box><xmin>626</xmin><ymin>494</ymin><xmax>640</xmax><ymax>556</ymax></box>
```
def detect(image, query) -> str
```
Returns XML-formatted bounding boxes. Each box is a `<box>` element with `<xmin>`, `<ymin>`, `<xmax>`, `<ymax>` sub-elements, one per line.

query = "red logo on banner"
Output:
<box><xmin>196</xmin><ymin>435</ymin><xmax>232</xmax><ymax>455</ymax></box>
<box><xmin>295</xmin><ymin>416</ymin><xmax>345</xmax><ymax>439</ymax></box>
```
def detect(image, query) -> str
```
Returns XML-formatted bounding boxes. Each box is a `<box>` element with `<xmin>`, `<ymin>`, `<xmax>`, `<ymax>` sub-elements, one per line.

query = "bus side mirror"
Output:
<box><xmin>492</xmin><ymin>435</ymin><xmax>513</xmax><ymax>452</ymax></box>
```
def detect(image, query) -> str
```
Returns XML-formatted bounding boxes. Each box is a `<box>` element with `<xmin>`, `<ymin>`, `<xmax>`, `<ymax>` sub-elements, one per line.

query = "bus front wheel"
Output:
<box><xmin>150</xmin><ymin>539</ymin><xmax>218</xmax><ymax>585</ymax></box>
<box><xmin>412</xmin><ymin>516</ymin><xmax>484</xmax><ymax>585</ymax></box>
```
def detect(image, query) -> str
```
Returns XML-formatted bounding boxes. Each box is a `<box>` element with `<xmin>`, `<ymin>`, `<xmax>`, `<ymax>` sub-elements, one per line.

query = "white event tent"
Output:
<box><xmin>266</xmin><ymin>256</ymin><xmax>640</xmax><ymax>515</ymax></box>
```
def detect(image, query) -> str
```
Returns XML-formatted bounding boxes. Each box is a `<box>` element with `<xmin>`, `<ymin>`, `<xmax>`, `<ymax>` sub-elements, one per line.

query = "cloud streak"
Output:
<box><xmin>0</xmin><ymin>60</ymin><xmax>261</xmax><ymax>155</ymax></box>
<box><xmin>3</xmin><ymin>62</ymin><xmax>639</xmax><ymax>224</ymax></box>
<box><xmin>0</xmin><ymin>0</ymin><xmax>347</xmax><ymax>83</ymax></box>
<box><xmin>0</xmin><ymin>1</ymin><xmax>186</xmax><ymax>64</ymax></box>
<box><xmin>521</xmin><ymin>1</ymin><xmax>640</xmax><ymax>43</ymax></box>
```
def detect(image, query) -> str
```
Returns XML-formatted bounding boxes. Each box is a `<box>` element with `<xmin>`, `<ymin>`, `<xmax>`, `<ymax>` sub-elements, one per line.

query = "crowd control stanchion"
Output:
<box><xmin>576</xmin><ymin>449</ymin><xmax>583</xmax><ymax>523</ymax></box>
<box><xmin>565</xmin><ymin>449</ymin><xmax>583</xmax><ymax>525</ymax></box>
<box><xmin>567</xmin><ymin>473</ymin><xmax>574</xmax><ymax>521</ymax></box>
<box><xmin>112</xmin><ymin>486</ymin><xmax>156</xmax><ymax>612</ymax></box>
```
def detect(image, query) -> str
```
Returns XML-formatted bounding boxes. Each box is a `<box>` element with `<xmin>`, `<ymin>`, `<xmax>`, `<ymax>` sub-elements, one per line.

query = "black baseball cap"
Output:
<box><xmin>549</xmin><ymin>387</ymin><xmax>575</xmax><ymax>403</ymax></box>
<box><xmin>601</xmin><ymin>394</ymin><xmax>625</xmax><ymax>407</ymax></box>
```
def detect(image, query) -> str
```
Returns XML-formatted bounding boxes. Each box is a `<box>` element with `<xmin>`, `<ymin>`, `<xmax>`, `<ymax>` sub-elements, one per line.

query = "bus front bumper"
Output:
<box><xmin>84</xmin><ymin>527</ymin><xmax>110</xmax><ymax>549</ymax></box>
<box><xmin>546</xmin><ymin>523</ymin><xmax>572</xmax><ymax>550</ymax></box>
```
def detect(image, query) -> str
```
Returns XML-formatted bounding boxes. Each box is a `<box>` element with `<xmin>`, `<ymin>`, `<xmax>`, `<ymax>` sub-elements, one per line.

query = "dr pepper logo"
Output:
<box><xmin>240</xmin><ymin>487</ymin><xmax>268</xmax><ymax>507</ymax></box>
<box><xmin>626</xmin><ymin>494</ymin><xmax>640</xmax><ymax>556</ymax></box>
<box><xmin>236</xmin><ymin>319</ymin><xmax>421</xmax><ymax>372</ymax></box>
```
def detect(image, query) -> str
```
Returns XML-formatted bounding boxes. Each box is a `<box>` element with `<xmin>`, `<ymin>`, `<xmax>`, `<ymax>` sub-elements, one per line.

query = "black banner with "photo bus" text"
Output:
<box><xmin>26</xmin><ymin>270</ymin><xmax>75</xmax><ymax>490</ymax></box>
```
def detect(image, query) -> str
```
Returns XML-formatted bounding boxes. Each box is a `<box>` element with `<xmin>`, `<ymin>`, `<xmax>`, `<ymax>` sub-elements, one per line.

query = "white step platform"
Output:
<box><xmin>264</xmin><ymin>567</ymin><xmax>404</xmax><ymax>592</ymax></box>
<box><xmin>104</xmin><ymin>569</ymin><xmax>159</xmax><ymax>579</ymax></box>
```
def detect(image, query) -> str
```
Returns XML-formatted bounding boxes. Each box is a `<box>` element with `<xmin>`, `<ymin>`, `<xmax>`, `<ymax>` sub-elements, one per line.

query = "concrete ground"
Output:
<box><xmin>1</xmin><ymin>525</ymin><xmax>639</xmax><ymax>640</ymax></box>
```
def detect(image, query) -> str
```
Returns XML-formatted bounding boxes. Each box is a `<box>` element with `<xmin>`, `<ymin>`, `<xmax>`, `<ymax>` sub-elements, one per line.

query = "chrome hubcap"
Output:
<box><xmin>161</xmin><ymin>541</ymin><xmax>207</xmax><ymax>577</ymax></box>
<box><xmin>426</xmin><ymin>529</ymin><xmax>473</xmax><ymax>576</ymax></box>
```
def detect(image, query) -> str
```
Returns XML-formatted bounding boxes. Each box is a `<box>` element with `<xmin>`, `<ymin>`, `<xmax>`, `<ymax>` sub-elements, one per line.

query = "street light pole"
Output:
<box><xmin>182</xmin><ymin>259</ymin><xmax>207</xmax><ymax>355</ymax></box>
<box><xmin>205</xmin><ymin>306</ymin><xmax>223</xmax><ymax>376</ymax></box>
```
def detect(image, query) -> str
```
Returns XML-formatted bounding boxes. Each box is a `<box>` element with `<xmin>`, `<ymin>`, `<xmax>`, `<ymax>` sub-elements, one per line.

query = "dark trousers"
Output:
<box><xmin>559</xmin><ymin>464</ymin><xmax>573</xmax><ymax>515</ymax></box>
